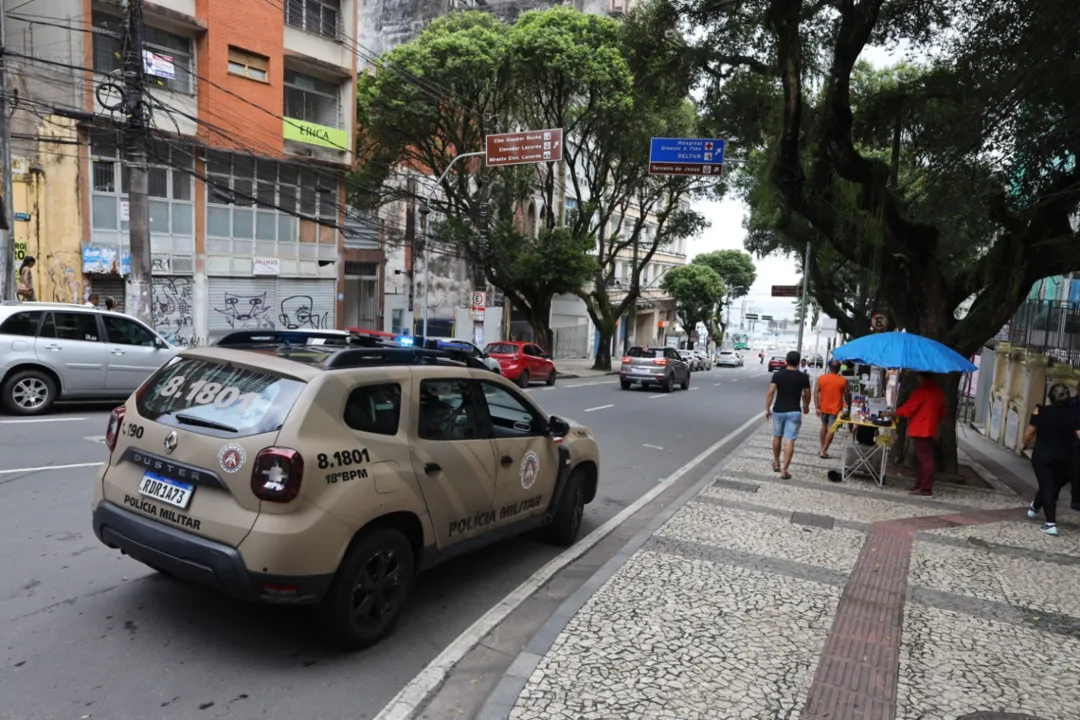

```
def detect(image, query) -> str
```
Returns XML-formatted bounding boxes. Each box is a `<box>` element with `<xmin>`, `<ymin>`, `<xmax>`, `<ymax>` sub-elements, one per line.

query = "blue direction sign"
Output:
<box><xmin>649</xmin><ymin>137</ymin><xmax>726</xmax><ymax>176</ymax></box>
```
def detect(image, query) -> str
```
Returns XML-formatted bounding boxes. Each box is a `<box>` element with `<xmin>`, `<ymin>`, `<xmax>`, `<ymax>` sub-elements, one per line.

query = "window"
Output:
<box><xmin>391</xmin><ymin>308</ymin><xmax>404</xmax><ymax>335</ymax></box>
<box><xmin>42</xmin><ymin>312</ymin><xmax>100</xmax><ymax>342</ymax></box>
<box><xmin>285</xmin><ymin>0</ymin><xmax>340</xmax><ymax>40</ymax></box>
<box><xmin>284</xmin><ymin>70</ymin><xmax>341</xmax><ymax>129</ymax></box>
<box><xmin>228</xmin><ymin>46</ymin><xmax>269</xmax><ymax>82</ymax></box>
<box><xmin>479</xmin><ymin>381</ymin><xmax>545</xmax><ymax>437</ymax></box>
<box><xmin>90</xmin><ymin>134</ymin><xmax>194</xmax><ymax>240</ymax></box>
<box><xmin>92</xmin><ymin>11</ymin><xmax>193</xmax><ymax>94</ymax></box>
<box><xmin>0</xmin><ymin>311</ymin><xmax>43</xmax><ymax>337</ymax></box>
<box><xmin>344</xmin><ymin>383</ymin><xmax>401</xmax><ymax>435</ymax></box>
<box><xmin>103</xmin><ymin>315</ymin><xmax>158</xmax><ymax>347</ymax></box>
<box><xmin>418</xmin><ymin>379</ymin><xmax>479</xmax><ymax>441</ymax></box>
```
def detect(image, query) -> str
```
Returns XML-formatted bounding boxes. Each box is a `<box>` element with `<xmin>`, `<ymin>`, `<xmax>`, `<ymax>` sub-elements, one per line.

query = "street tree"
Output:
<box><xmin>508</xmin><ymin>6</ymin><xmax>709</xmax><ymax>370</ymax></box>
<box><xmin>660</xmin><ymin>264</ymin><xmax>727</xmax><ymax>348</ymax></box>
<box><xmin>676</xmin><ymin>0</ymin><xmax>1080</xmax><ymax>470</ymax></box>
<box><xmin>691</xmin><ymin>250</ymin><xmax>756</xmax><ymax>345</ymax></box>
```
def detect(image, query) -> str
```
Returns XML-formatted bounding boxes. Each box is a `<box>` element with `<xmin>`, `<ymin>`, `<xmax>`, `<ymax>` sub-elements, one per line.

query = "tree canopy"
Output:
<box><xmin>660</xmin><ymin>264</ymin><xmax>727</xmax><ymax>345</ymax></box>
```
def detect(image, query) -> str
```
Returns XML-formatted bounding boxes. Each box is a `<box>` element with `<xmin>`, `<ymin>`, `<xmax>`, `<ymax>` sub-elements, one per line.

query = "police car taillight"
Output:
<box><xmin>105</xmin><ymin>406</ymin><xmax>125</xmax><ymax>452</ymax></box>
<box><xmin>251</xmin><ymin>447</ymin><xmax>304</xmax><ymax>503</ymax></box>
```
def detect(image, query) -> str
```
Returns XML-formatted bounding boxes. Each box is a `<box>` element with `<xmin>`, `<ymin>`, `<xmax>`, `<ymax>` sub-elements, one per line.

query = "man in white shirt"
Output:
<box><xmin>84</xmin><ymin>293</ymin><xmax>100</xmax><ymax>308</ymax></box>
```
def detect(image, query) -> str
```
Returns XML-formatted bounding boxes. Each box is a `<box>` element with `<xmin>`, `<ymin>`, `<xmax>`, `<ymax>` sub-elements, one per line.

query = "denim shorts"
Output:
<box><xmin>821</xmin><ymin>413</ymin><xmax>838</xmax><ymax>429</ymax></box>
<box><xmin>772</xmin><ymin>411</ymin><xmax>803</xmax><ymax>440</ymax></box>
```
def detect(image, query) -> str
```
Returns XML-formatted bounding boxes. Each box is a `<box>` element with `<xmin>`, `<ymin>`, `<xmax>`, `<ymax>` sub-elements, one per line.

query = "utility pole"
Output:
<box><xmin>626</xmin><ymin>228</ymin><xmax>639</xmax><ymax>354</ymax></box>
<box><xmin>122</xmin><ymin>0</ymin><xmax>152</xmax><ymax>323</ymax></box>
<box><xmin>0</xmin><ymin>0</ymin><xmax>16</xmax><ymax>301</ymax></box>
<box><xmin>796</xmin><ymin>240</ymin><xmax>811</xmax><ymax>356</ymax></box>
<box><xmin>473</xmin><ymin>182</ymin><xmax>490</xmax><ymax>349</ymax></box>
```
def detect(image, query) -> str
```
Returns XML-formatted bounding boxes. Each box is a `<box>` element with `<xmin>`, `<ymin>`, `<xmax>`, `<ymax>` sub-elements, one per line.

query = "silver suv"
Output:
<box><xmin>0</xmin><ymin>302</ymin><xmax>176</xmax><ymax>415</ymax></box>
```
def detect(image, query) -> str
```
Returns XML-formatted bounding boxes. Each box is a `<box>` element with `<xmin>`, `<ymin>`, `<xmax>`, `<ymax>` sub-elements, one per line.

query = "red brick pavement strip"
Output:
<box><xmin>802</xmin><ymin>507</ymin><xmax>1024</xmax><ymax>720</ymax></box>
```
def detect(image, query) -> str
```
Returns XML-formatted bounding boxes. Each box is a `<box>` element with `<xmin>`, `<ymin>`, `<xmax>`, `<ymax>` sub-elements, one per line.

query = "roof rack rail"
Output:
<box><xmin>215</xmin><ymin>330</ymin><xmax>388</xmax><ymax>349</ymax></box>
<box><xmin>324</xmin><ymin>347</ymin><xmax>490</xmax><ymax>372</ymax></box>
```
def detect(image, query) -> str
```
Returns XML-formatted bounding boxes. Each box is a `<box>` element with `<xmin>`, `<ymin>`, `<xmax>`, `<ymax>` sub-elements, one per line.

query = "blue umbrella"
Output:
<box><xmin>832</xmin><ymin>332</ymin><xmax>976</xmax><ymax>373</ymax></box>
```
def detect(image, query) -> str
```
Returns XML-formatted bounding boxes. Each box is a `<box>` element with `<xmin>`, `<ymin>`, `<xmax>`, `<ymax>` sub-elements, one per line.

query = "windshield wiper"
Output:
<box><xmin>175</xmin><ymin>414</ymin><xmax>238</xmax><ymax>432</ymax></box>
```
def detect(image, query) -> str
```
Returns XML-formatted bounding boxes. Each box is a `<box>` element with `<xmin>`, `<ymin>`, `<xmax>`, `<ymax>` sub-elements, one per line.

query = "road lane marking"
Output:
<box><xmin>0</xmin><ymin>461</ymin><xmax>102</xmax><ymax>476</ymax></box>
<box><xmin>85</xmin><ymin>436</ymin><xmax>106</xmax><ymax>444</ymax></box>
<box><xmin>0</xmin><ymin>417</ymin><xmax>87</xmax><ymax>424</ymax></box>
<box><xmin>648</xmin><ymin>393</ymin><xmax>668</xmax><ymax>399</ymax></box>
<box><xmin>642</xmin><ymin>444</ymin><xmax>664</xmax><ymax>450</ymax></box>
<box><xmin>372</xmin><ymin>408</ymin><xmax>768</xmax><ymax>720</ymax></box>
<box><xmin>714</xmin><ymin>382</ymin><xmax>724</xmax><ymax>386</ymax></box>
<box><xmin>583</xmin><ymin>404</ymin><xmax>614</xmax><ymax>412</ymax></box>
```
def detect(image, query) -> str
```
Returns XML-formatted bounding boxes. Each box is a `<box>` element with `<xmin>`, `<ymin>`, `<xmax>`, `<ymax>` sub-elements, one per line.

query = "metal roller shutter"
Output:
<box><xmin>276</xmin><ymin>278</ymin><xmax>337</xmax><ymax>331</ymax></box>
<box><xmin>207</xmin><ymin>276</ymin><xmax>279</xmax><ymax>341</ymax></box>
<box><xmin>87</xmin><ymin>274</ymin><xmax>126</xmax><ymax>311</ymax></box>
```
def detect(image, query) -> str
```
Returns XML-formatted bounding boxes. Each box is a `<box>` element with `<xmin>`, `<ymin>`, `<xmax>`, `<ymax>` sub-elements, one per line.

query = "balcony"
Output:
<box><xmin>283</xmin><ymin>0</ymin><xmax>354</xmax><ymax>73</ymax></box>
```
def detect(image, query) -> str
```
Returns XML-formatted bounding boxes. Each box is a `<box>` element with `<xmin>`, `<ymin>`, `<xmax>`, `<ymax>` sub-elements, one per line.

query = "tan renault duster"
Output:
<box><xmin>91</xmin><ymin>342</ymin><xmax>600</xmax><ymax>648</ymax></box>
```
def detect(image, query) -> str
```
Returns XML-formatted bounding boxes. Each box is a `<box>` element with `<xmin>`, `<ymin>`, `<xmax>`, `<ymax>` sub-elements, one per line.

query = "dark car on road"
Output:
<box><xmin>767</xmin><ymin>355</ymin><xmax>787</xmax><ymax>372</ymax></box>
<box><xmin>620</xmin><ymin>346</ymin><xmax>690</xmax><ymax>392</ymax></box>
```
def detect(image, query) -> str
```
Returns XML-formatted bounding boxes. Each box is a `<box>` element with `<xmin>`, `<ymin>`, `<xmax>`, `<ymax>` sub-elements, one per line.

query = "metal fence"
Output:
<box><xmin>998</xmin><ymin>300</ymin><xmax>1080</xmax><ymax>366</ymax></box>
<box><xmin>553</xmin><ymin>324</ymin><xmax>590</xmax><ymax>359</ymax></box>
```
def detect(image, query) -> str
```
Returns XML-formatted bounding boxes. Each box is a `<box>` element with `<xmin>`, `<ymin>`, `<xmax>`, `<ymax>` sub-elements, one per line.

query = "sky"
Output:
<box><xmin>688</xmin><ymin>43</ymin><xmax>906</xmax><ymax>327</ymax></box>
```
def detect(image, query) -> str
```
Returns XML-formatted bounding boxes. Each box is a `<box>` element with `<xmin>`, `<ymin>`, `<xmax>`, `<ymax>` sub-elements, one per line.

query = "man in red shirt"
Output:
<box><xmin>893</xmin><ymin>372</ymin><xmax>947</xmax><ymax>496</ymax></box>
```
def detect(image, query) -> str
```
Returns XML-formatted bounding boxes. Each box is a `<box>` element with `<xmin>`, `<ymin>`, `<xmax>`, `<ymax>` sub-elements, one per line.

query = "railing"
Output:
<box><xmin>997</xmin><ymin>299</ymin><xmax>1080</xmax><ymax>366</ymax></box>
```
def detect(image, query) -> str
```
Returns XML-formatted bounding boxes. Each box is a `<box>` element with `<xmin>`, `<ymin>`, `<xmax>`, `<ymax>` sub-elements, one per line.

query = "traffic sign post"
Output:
<box><xmin>870</xmin><ymin>311</ymin><xmax>889</xmax><ymax>332</ymax></box>
<box><xmin>485</xmin><ymin>129</ymin><xmax>563</xmax><ymax>167</ymax></box>
<box><xmin>470</xmin><ymin>290</ymin><xmax>487</xmax><ymax>321</ymax></box>
<box><xmin>648</xmin><ymin>137</ymin><xmax>726</xmax><ymax>176</ymax></box>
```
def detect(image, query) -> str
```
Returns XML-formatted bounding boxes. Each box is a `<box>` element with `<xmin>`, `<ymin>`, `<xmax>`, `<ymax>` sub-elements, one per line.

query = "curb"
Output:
<box><xmin>475</xmin><ymin>422</ymin><xmax>767</xmax><ymax>720</ymax></box>
<box><xmin>556</xmin><ymin>369</ymin><xmax>620</xmax><ymax>379</ymax></box>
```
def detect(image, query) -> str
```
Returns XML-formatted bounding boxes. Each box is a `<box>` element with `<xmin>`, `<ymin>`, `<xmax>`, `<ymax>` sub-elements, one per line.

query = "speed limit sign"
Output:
<box><xmin>471</xmin><ymin>291</ymin><xmax>487</xmax><ymax>309</ymax></box>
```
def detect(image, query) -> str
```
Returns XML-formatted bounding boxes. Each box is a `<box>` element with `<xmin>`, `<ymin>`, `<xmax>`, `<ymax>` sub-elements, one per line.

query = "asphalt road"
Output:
<box><xmin>0</xmin><ymin>362</ymin><xmax>772</xmax><ymax>720</ymax></box>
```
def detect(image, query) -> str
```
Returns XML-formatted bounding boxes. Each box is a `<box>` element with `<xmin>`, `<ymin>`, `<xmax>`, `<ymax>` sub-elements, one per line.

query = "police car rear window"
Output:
<box><xmin>136</xmin><ymin>357</ymin><xmax>306</xmax><ymax>438</ymax></box>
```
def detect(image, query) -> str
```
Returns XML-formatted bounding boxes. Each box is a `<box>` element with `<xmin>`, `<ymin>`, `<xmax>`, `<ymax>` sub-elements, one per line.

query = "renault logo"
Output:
<box><xmin>163</xmin><ymin>431</ymin><xmax>178</xmax><ymax>455</ymax></box>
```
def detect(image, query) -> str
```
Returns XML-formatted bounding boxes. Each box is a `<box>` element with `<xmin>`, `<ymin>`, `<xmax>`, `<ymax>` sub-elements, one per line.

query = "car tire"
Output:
<box><xmin>546</xmin><ymin>368</ymin><xmax>556</xmax><ymax>386</ymax></box>
<box><xmin>315</xmin><ymin>527</ymin><xmax>416</xmax><ymax>650</ymax></box>
<box><xmin>517</xmin><ymin>370</ymin><xmax>530</xmax><ymax>389</ymax></box>
<box><xmin>545</xmin><ymin>469</ymin><xmax>586</xmax><ymax>546</ymax></box>
<box><xmin>680</xmin><ymin>373</ymin><xmax>690</xmax><ymax>390</ymax></box>
<box><xmin>661</xmin><ymin>377</ymin><xmax>673</xmax><ymax>393</ymax></box>
<box><xmin>620</xmin><ymin>380</ymin><xmax>632</xmax><ymax>390</ymax></box>
<box><xmin>2</xmin><ymin>369</ymin><xmax>57</xmax><ymax>415</ymax></box>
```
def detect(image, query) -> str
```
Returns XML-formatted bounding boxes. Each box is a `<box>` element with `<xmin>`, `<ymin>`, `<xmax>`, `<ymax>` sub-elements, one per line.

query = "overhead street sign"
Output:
<box><xmin>771</xmin><ymin>285</ymin><xmax>802</xmax><ymax>297</ymax></box>
<box><xmin>648</xmin><ymin>137</ymin><xmax>726</xmax><ymax>177</ymax></box>
<box><xmin>745</xmin><ymin>313</ymin><xmax>759</xmax><ymax>320</ymax></box>
<box><xmin>647</xmin><ymin>162</ymin><xmax>724</xmax><ymax>177</ymax></box>
<box><xmin>485</xmin><ymin>128</ymin><xmax>563</xmax><ymax>167</ymax></box>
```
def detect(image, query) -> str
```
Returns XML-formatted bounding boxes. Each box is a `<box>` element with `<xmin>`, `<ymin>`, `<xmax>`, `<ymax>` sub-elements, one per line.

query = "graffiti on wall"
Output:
<box><xmin>278</xmin><ymin>296</ymin><xmax>328</xmax><ymax>330</ymax></box>
<box><xmin>47</xmin><ymin>258</ymin><xmax>80</xmax><ymax>304</ymax></box>
<box><xmin>214</xmin><ymin>292</ymin><xmax>275</xmax><ymax>330</ymax></box>
<box><xmin>153</xmin><ymin>277</ymin><xmax>196</xmax><ymax>346</ymax></box>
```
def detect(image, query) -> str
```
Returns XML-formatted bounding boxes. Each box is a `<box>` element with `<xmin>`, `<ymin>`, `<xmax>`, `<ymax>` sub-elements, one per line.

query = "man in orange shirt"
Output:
<box><xmin>893</xmin><ymin>371</ymin><xmax>947</xmax><ymax>496</ymax></box>
<box><xmin>815</xmin><ymin>360</ymin><xmax>849</xmax><ymax>458</ymax></box>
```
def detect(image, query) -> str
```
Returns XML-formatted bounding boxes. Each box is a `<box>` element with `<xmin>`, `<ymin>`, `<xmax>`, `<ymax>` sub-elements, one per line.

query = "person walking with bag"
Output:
<box><xmin>1024</xmin><ymin>383</ymin><xmax>1080</xmax><ymax>536</ymax></box>
<box><xmin>16</xmin><ymin>256</ymin><xmax>36</xmax><ymax>301</ymax></box>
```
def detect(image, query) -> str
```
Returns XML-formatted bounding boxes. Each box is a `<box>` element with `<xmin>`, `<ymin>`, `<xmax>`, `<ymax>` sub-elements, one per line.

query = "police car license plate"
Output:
<box><xmin>138</xmin><ymin>472</ymin><xmax>194</xmax><ymax>510</ymax></box>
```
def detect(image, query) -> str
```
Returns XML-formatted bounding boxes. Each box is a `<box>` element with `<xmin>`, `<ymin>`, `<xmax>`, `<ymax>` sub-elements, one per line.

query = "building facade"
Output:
<box><xmin>6</xmin><ymin>0</ymin><xmax>380</xmax><ymax>344</ymax></box>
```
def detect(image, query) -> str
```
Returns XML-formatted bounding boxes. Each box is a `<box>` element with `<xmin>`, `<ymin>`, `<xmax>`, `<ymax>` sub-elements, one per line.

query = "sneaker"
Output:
<box><xmin>1028</xmin><ymin>503</ymin><xmax>1038</xmax><ymax>519</ymax></box>
<box><xmin>1041</xmin><ymin>523</ymin><xmax>1059</xmax><ymax>536</ymax></box>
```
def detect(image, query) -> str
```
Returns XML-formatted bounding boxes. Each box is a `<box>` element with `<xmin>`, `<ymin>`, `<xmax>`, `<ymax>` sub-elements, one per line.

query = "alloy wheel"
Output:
<box><xmin>13</xmin><ymin>378</ymin><xmax>48</xmax><ymax>410</ymax></box>
<box><xmin>351</xmin><ymin>549</ymin><xmax>405</xmax><ymax>630</ymax></box>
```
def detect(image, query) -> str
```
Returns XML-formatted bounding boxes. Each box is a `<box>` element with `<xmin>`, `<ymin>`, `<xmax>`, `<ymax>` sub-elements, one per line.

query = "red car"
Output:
<box><xmin>767</xmin><ymin>355</ymin><xmax>787</xmax><ymax>372</ymax></box>
<box><xmin>484</xmin><ymin>341</ymin><xmax>557</xmax><ymax>388</ymax></box>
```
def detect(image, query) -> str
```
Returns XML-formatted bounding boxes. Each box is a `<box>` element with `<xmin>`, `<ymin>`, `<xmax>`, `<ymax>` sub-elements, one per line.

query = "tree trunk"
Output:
<box><xmin>936</xmin><ymin>374</ymin><xmax>961</xmax><ymax>475</ymax></box>
<box><xmin>594</xmin><ymin>331</ymin><xmax>613</xmax><ymax>371</ymax></box>
<box><xmin>527</xmin><ymin>296</ymin><xmax>554</xmax><ymax>356</ymax></box>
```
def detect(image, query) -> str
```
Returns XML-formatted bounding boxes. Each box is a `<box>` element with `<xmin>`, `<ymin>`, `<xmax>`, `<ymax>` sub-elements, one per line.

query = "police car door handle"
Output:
<box><xmin>424</xmin><ymin>462</ymin><xmax>441</xmax><ymax>474</ymax></box>
<box><xmin>500</xmin><ymin>455</ymin><xmax>513</xmax><ymax>466</ymax></box>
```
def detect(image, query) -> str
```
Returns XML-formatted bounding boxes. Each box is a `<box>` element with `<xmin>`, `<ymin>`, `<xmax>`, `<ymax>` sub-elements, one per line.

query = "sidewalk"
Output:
<box><xmin>479</xmin><ymin>424</ymin><xmax>1080</xmax><ymax>720</ymax></box>
<box><xmin>556</xmin><ymin>358</ymin><xmax>619</xmax><ymax>379</ymax></box>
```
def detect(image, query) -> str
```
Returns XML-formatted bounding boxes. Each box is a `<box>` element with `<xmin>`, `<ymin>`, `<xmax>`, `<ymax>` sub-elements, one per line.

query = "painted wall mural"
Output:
<box><xmin>278</xmin><ymin>295</ymin><xmax>328</xmax><ymax>330</ymax></box>
<box><xmin>214</xmin><ymin>292</ymin><xmax>276</xmax><ymax>330</ymax></box>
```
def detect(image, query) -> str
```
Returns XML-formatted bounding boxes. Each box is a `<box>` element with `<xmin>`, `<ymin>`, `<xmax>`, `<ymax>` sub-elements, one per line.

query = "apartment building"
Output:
<box><xmin>6</xmin><ymin>0</ymin><xmax>381</xmax><ymax>344</ymax></box>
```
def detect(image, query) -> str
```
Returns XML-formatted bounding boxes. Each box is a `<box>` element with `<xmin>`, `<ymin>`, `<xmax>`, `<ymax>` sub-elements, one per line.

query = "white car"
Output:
<box><xmin>693</xmin><ymin>351</ymin><xmax>712</xmax><ymax>370</ymax></box>
<box><xmin>715</xmin><ymin>350</ymin><xmax>743</xmax><ymax>368</ymax></box>
<box><xmin>428</xmin><ymin>337</ymin><xmax>502</xmax><ymax>374</ymax></box>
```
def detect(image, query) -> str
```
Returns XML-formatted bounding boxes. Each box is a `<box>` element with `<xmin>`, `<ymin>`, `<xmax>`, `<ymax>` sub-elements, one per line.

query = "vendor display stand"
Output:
<box><xmin>829</xmin><ymin>365</ymin><xmax>897</xmax><ymax>487</ymax></box>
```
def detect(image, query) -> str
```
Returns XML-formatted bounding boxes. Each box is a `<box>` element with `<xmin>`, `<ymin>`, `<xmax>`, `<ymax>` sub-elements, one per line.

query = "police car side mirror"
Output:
<box><xmin>549</xmin><ymin>416</ymin><xmax>570</xmax><ymax>437</ymax></box>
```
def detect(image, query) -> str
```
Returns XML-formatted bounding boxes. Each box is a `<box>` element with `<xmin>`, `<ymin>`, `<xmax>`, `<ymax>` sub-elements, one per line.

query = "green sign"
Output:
<box><xmin>283</xmin><ymin>118</ymin><xmax>349</xmax><ymax>151</ymax></box>
<box><xmin>14</xmin><ymin>240</ymin><xmax>26</xmax><ymax>261</ymax></box>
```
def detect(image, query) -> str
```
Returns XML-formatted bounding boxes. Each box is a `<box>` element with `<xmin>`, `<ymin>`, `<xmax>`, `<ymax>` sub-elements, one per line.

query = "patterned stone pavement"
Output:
<box><xmin>494</xmin><ymin>426</ymin><xmax>1079</xmax><ymax>720</ymax></box>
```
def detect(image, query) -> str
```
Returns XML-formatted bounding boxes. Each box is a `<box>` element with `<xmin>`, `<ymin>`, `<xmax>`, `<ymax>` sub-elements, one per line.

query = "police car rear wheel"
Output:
<box><xmin>546</xmin><ymin>469</ymin><xmax>585</xmax><ymax>546</ymax></box>
<box><xmin>316</xmin><ymin>527</ymin><xmax>415</xmax><ymax>649</ymax></box>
